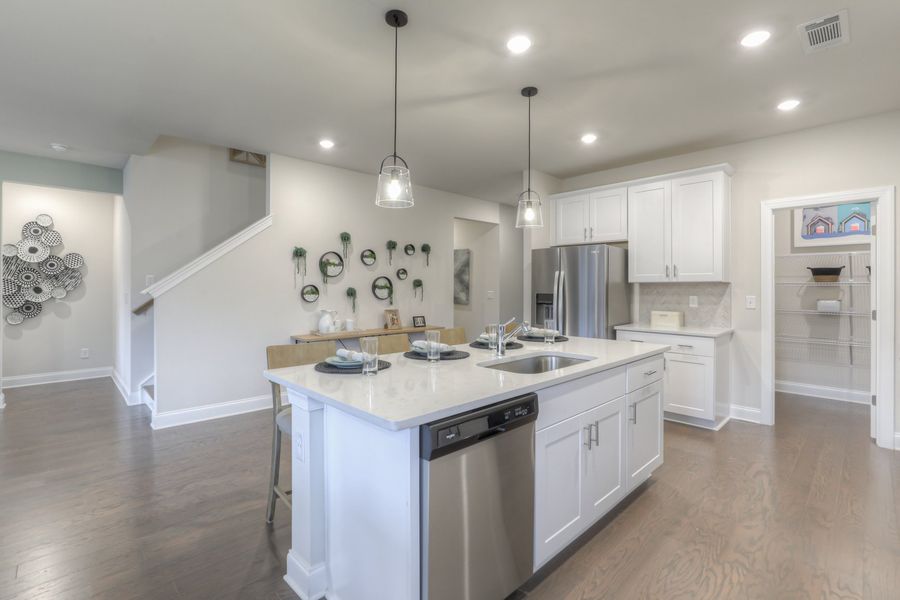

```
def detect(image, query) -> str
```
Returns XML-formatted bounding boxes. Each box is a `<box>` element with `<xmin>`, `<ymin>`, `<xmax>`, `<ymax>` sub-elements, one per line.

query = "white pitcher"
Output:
<box><xmin>318</xmin><ymin>309</ymin><xmax>338</xmax><ymax>333</ymax></box>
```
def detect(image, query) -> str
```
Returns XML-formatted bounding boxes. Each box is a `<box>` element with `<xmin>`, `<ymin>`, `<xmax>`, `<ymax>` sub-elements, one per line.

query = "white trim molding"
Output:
<box><xmin>2</xmin><ymin>366</ymin><xmax>113</xmax><ymax>389</ymax></box>
<box><xmin>761</xmin><ymin>186</ymin><xmax>895</xmax><ymax>450</ymax></box>
<box><xmin>112</xmin><ymin>369</ymin><xmax>134</xmax><ymax>405</ymax></box>
<box><xmin>895</xmin><ymin>432</ymin><xmax>900</xmax><ymax>451</ymax></box>
<box><xmin>142</xmin><ymin>214</ymin><xmax>273</xmax><ymax>298</ymax></box>
<box><xmin>150</xmin><ymin>394</ymin><xmax>270</xmax><ymax>429</ymax></box>
<box><xmin>730</xmin><ymin>404</ymin><xmax>762</xmax><ymax>424</ymax></box>
<box><xmin>285</xmin><ymin>550</ymin><xmax>329</xmax><ymax>600</ymax></box>
<box><xmin>775</xmin><ymin>380</ymin><xmax>870</xmax><ymax>405</ymax></box>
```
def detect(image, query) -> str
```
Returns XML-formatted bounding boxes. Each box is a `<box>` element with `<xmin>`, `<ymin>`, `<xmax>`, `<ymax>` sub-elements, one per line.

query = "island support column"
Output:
<box><xmin>285</xmin><ymin>390</ymin><xmax>328</xmax><ymax>600</ymax></box>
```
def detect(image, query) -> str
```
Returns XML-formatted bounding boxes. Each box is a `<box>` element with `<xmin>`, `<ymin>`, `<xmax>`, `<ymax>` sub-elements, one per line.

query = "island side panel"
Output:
<box><xmin>325</xmin><ymin>404</ymin><xmax>421</xmax><ymax>600</ymax></box>
<box><xmin>286</xmin><ymin>391</ymin><xmax>328</xmax><ymax>600</ymax></box>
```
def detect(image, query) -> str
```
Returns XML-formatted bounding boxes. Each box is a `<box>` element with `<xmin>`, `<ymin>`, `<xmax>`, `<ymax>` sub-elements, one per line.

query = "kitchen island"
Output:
<box><xmin>264</xmin><ymin>336</ymin><xmax>668</xmax><ymax>600</ymax></box>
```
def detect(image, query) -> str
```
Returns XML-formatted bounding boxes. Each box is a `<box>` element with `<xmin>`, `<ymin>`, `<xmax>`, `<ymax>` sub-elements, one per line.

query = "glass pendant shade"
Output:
<box><xmin>375</xmin><ymin>161</ymin><xmax>414</xmax><ymax>208</ymax></box>
<box><xmin>515</xmin><ymin>189</ymin><xmax>543</xmax><ymax>228</ymax></box>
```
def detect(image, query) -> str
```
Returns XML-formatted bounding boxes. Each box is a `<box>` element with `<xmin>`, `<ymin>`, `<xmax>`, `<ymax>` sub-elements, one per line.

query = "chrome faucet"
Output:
<box><xmin>495</xmin><ymin>317</ymin><xmax>524</xmax><ymax>357</ymax></box>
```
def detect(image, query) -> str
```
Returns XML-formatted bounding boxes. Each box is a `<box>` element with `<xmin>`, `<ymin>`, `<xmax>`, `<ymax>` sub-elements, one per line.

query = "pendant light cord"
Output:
<box><xmin>393</xmin><ymin>22</ymin><xmax>398</xmax><ymax>164</ymax></box>
<box><xmin>527</xmin><ymin>95</ymin><xmax>532</xmax><ymax>193</ymax></box>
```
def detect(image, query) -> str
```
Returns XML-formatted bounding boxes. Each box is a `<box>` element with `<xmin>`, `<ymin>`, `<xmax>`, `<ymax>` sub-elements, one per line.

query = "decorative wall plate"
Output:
<box><xmin>6</xmin><ymin>311</ymin><xmax>24</xmax><ymax>325</ymax></box>
<box><xmin>404</xmin><ymin>243</ymin><xmax>416</xmax><ymax>256</ymax></box>
<box><xmin>18</xmin><ymin>301</ymin><xmax>42</xmax><ymax>318</ymax></box>
<box><xmin>16</xmin><ymin>268</ymin><xmax>40</xmax><ymax>286</ymax></box>
<box><xmin>300</xmin><ymin>284</ymin><xmax>320</xmax><ymax>303</ymax></box>
<box><xmin>396</xmin><ymin>268</ymin><xmax>408</xmax><ymax>280</ymax></box>
<box><xmin>360</xmin><ymin>249</ymin><xmax>377</xmax><ymax>266</ymax></box>
<box><xmin>63</xmin><ymin>253</ymin><xmax>85</xmax><ymax>269</ymax></box>
<box><xmin>23</xmin><ymin>283</ymin><xmax>53</xmax><ymax>302</ymax></box>
<box><xmin>35</xmin><ymin>214</ymin><xmax>54</xmax><ymax>228</ymax></box>
<box><xmin>41</xmin><ymin>230</ymin><xmax>63</xmax><ymax>247</ymax></box>
<box><xmin>50</xmin><ymin>287</ymin><xmax>67</xmax><ymax>299</ymax></box>
<box><xmin>318</xmin><ymin>251</ymin><xmax>344</xmax><ymax>282</ymax></box>
<box><xmin>372</xmin><ymin>276</ymin><xmax>394</xmax><ymax>301</ymax></box>
<box><xmin>1</xmin><ymin>244</ymin><xmax>17</xmax><ymax>257</ymax></box>
<box><xmin>40</xmin><ymin>256</ymin><xmax>64</xmax><ymax>275</ymax></box>
<box><xmin>53</xmin><ymin>268</ymin><xmax>83</xmax><ymax>292</ymax></box>
<box><xmin>3</xmin><ymin>256</ymin><xmax>21</xmax><ymax>278</ymax></box>
<box><xmin>3</xmin><ymin>279</ymin><xmax>18</xmax><ymax>295</ymax></box>
<box><xmin>22</xmin><ymin>222</ymin><xmax>46</xmax><ymax>239</ymax></box>
<box><xmin>17</xmin><ymin>238</ymin><xmax>50</xmax><ymax>263</ymax></box>
<box><xmin>3</xmin><ymin>291</ymin><xmax>26</xmax><ymax>308</ymax></box>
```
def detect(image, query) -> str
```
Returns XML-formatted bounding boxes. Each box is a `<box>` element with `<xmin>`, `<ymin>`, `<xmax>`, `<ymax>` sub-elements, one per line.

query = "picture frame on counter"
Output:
<box><xmin>412</xmin><ymin>315</ymin><xmax>426</xmax><ymax>328</ymax></box>
<box><xmin>384</xmin><ymin>309</ymin><xmax>401</xmax><ymax>330</ymax></box>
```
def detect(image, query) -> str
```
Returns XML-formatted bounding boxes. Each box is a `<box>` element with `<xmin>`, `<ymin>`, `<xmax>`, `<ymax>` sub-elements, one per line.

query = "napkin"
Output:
<box><xmin>336</xmin><ymin>348</ymin><xmax>371</xmax><ymax>362</ymax></box>
<box><xmin>525</xmin><ymin>327</ymin><xmax>559</xmax><ymax>337</ymax></box>
<box><xmin>411</xmin><ymin>340</ymin><xmax>452</xmax><ymax>353</ymax></box>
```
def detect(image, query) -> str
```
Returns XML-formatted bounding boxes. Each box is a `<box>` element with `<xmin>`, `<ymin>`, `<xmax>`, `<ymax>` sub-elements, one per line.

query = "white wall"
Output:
<box><xmin>123</xmin><ymin>136</ymin><xmax>267</xmax><ymax>394</ymax></box>
<box><xmin>152</xmin><ymin>154</ymin><xmax>503</xmax><ymax>417</ymax></box>
<box><xmin>453</xmin><ymin>218</ymin><xmax>500</xmax><ymax>339</ymax></box>
<box><xmin>112</xmin><ymin>195</ymin><xmax>131</xmax><ymax>397</ymax></box>
<box><xmin>1</xmin><ymin>182</ymin><xmax>115</xmax><ymax>378</ymax></box>
<box><xmin>559</xmin><ymin>110</ymin><xmax>900</xmax><ymax>429</ymax></box>
<box><xmin>498</xmin><ymin>204</ymin><xmax>524</xmax><ymax>321</ymax></box>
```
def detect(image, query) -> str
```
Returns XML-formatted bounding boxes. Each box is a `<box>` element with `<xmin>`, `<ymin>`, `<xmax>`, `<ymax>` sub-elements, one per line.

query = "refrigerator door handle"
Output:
<box><xmin>552</xmin><ymin>270</ymin><xmax>560</xmax><ymax>327</ymax></box>
<box><xmin>558</xmin><ymin>270</ymin><xmax>566</xmax><ymax>335</ymax></box>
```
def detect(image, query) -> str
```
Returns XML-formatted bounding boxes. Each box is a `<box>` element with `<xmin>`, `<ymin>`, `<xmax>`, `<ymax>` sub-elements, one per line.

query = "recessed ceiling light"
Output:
<box><xmin>581</xmin><ymin>133</ymin><xmax>598</xmax><ymax>144</ymax></box>
<box><xmin>506</xmin><ymin>35</ymin><xmax>532</xmax><ymax>54</ymax></box>
<box><xmin>777</xmin><ymin>98</ymin><xmax>801</xmax><ymax>111</ymax></box>
<box><xmin>740</xmin><ymin>30</ymin><xmax>771</xmax><ymax>48</ymax></box>
<box><xmin>319</xmin><ymin>139</ymin><xmax>335</xmax><ymax>149</ymax></box>
<box><xmin>49</xmin><ymin>143</ymin><xmax>68</xmax><ymax>152</ymax></box>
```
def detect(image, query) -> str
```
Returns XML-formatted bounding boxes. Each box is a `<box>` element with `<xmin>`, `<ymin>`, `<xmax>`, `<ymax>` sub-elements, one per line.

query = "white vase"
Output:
<box><xmin>318</xmin><ymin>309</ymin><xmax>338</xmax><ymax>333</ymax></box>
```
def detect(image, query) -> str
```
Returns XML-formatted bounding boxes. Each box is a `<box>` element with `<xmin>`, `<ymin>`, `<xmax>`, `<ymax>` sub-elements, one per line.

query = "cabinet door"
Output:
<box><xmin>588</xmin><ymin>188</ymin><xmax>627</xmax><ymax>242</ymax></box>
<box><xmin>626</xmin><ymin>381</ymin><xmax>663</xmax><ymax>490</ymax></box>
<box><xmin>663</xmin><ymin>352</ymin><xmax>714</xmax><ymax>419</ymax></box>
<box><xmin>556</xmin><ymin>194</ymin><xmax>590</xmax><ymax>245</ymax></box>
<box><xmin>581</xmin><ymin>397</ymin><xmax>627</xmax><ymax>522</ymax></box>
<box><xmin>671</xmin><ymin>172</ymin><xmax>725</xmax><ymax>281</ymax></box>
<box><xmin>534</xmin><ymin>413</ymin><xmax>587</xmax><ymax>568</ymax></box>
<box><xmin>627</xmin><ymin>181</ymin><xmax>671</xmax><ymax>282</ymax></box>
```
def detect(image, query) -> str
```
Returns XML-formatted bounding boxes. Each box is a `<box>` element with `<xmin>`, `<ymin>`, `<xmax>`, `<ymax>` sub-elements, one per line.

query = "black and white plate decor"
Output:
<box><xmin>300</xmin><ymin>284</ymin><xmax>320</xmax><ymax>303</ymax></box>
<box><xmin>396</xmin><ymin>268</ymin><xmax>408</xmax><ymax>280</ymax></box>
<box><xmin>372</xmin><ymin>276</ymin><xmax>393</xmax><ymax>301</ymax></box>
<box><xmin>2</xmin><ymin>214</ymin><xmax>85</xmax><ymax>326</ymax></box>
<box><xmin>360</xmin><ymin>249</ymin><xmax>377</xmax><ymax>266</ymax></box>
<box><xmin>404</xmin><ymin>243</ymin><xmax>416</xmax><ymax>256</ymax></box>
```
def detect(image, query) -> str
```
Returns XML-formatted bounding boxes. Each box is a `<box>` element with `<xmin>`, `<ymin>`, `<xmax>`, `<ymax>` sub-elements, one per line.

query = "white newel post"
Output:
<box><xmin>284</xmin><ymin>390</ymin><xmax>328</xmax><ymax>600</ymax></box>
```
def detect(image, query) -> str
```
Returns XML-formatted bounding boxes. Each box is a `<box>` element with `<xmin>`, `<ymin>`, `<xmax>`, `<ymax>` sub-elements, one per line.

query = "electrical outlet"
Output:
<box><xmin>745</xmin><ymin>295</ymin><xmax>757</xmax><ymax>310</ymax></box>
<box><xmin>486</xmin><ymin>290</ymin><xmax>496</xmax><ymax>299</ymax></box>
<box><xmin>145</xmin><ymin>274</ymin><xmax>155</xmax><ymax>287</ymax></box>
<box><xmin>688</xmin><ymin>295</ymin><xmax>698</xmax><ymax>308</ymax></box>
<box><xmin>79</xmin><ymin>348</ymin><xmax>90</xmax><ymax>359</ymax></box>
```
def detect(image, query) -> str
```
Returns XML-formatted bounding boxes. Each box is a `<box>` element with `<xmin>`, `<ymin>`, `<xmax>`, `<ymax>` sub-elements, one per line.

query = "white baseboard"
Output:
<box><xmin>895</xmin><ymin>432</ymin><xmax>900</xmax><ymax>451</ymax></box>
<box><xmin>2</xmin><ymin>366</ymin><xmax>113</xmax><ymax>389</ymax></box>
<box><xmin>112</xmin><ymin>369</ymin><xmax>134</xmax><ymax>405</ymax></box>
<box><xmin>775</xmin><ymin>380</ymin><xmax>870</xmax><ymax>405</ymax></box>
<box><xmin>284</xmin><ymin>550</ymin><xmax>329</xmax><ymax>600</ymax></box>
<box><xmin>730</xmin><ymin>403</ymin><xmax>762</xmax><ymax>424</ymax></box>
<box><xmin>150</xmin><ymin>394</ymin><xmax>270</xmax><ymax>430</ymax></box>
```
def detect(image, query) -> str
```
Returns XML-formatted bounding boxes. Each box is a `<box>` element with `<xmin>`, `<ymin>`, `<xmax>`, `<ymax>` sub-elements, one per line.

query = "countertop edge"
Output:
<box><xmin>264</xmin><ymin>344</ymin><xmax>670</xmax><ymax>431</ymax></box>
<box><xmin>614</xmin><ymin>324</ymin><xmax>734</xmax><ymax>338</ymax></box>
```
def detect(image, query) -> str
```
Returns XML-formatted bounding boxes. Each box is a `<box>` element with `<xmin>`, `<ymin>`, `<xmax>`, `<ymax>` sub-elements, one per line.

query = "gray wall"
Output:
<box><xmin>453</xmin><ymin>218</ymin><xmax>500</xmax><ymax>339</ymax></box>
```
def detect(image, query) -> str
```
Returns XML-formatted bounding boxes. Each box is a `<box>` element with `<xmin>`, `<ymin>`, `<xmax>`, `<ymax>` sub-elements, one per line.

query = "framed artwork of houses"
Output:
<box><xmin>793</xmin><ymin>201</ymin><xmax>873</xmax><ymax>247</ymax></box>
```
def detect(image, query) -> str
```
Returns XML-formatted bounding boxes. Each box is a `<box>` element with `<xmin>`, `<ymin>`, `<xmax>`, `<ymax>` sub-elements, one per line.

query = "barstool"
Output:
<box><xmin>264</xmin><ymin>341</ymin><xmax>335</xmax><ymax>523</ymax></box>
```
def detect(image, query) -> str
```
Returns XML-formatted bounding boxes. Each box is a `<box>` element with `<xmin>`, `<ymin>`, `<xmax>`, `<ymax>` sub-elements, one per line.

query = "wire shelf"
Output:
<box><xmin>775</xmin><ymin>312</ymin><xmax>870</xmax><ymax>343</ymax></box>
<box><xmin>775</xmin><ymin>336</ymin><xmax>870</xmax><ymax>367</ymax></box>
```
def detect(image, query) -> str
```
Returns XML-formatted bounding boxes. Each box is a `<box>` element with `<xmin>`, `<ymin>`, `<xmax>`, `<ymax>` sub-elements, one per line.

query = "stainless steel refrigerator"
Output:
<box><xmin>531</xmin><ymin>245</ymin><xmax>631</xmax><ymax>339</ymax></box>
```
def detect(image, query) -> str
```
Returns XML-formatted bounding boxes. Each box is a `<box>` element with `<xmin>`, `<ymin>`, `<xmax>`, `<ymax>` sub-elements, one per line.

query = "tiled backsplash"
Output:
<box><xmin>637</xmin><ymin>283</ymin><xmax>731</xmax><ymax>328</ymax></box>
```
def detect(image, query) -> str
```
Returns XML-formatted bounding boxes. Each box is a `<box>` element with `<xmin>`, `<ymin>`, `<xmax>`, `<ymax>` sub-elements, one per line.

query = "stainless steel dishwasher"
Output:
<box><xmin>420</xmin><ymin>393</ymin><xmax>538</xmax><ymax>600</ymax></box>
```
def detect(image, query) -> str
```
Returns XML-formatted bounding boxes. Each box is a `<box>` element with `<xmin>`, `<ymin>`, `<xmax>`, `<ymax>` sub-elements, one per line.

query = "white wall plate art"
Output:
<box><xmin>2</xmin><ymin>214</ymin><xmax>85</xmax><ymax>326</ymax></box>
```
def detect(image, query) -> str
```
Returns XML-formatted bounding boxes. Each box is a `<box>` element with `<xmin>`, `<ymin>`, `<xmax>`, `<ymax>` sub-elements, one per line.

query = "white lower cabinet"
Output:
<box><xmin>534</xmin><ymin>363</ymin><xmax>663</xmax><ymax>569</ymax></box>
<box><xmin>663</xmin><ymin>352</ymin><xmax>714</xmax><ymax>419</ymax></box>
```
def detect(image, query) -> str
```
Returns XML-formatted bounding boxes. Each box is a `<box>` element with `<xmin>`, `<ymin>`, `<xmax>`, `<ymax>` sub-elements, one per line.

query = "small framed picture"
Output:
<box><xmin>412</xmin><ymin>315</ymin><xmax>426</xmax><ymax>328</ymax></box>
<box><xmin>384</xmin><ymin>309</ymin><xmax>402</xmax><ymax>330</ymax></box>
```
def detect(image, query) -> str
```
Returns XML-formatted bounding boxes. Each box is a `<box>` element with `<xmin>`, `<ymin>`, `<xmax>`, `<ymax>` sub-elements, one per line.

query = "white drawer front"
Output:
<box><xmin>626</xmin><ymin>356</ymin><xmax>664</xmax><ymax>392</ymax></box>
<box><xmin>536</xmin><ymin>367</ymin><xmax>627</xmax><ymax>431</ymax></box>
<box><xmin>616</xmin><ymin>331</ymin><xmax>714</xmax><ymax>358</ymax></box>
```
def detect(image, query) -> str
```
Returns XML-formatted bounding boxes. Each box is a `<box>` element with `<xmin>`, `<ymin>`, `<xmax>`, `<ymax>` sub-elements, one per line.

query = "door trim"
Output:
<box><xmin>760</xmin><ymin>186</ymin><xmax>895</xmax><ymax>450</ymax></box>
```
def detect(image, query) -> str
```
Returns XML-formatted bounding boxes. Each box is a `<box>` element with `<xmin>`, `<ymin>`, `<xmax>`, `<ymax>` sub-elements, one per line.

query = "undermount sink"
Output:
<box><xmin>480</xmin><ymin>353</ymin><xmax>592</xmax><ymax>375</ymax></box>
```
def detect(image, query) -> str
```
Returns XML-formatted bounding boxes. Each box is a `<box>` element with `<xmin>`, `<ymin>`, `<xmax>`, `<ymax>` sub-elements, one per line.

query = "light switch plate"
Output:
<box><xmin>746</xmin><ymin>295</ymin><xmax>757</xmax><ymax>309</ymax></box>
<box><xmin>688</xmin><ymin>296</ymin><xmax>698</xmax><ymax>308</ymax></box>
<box><xmin>145</xmin><ymin>274</ymin><xmax>155</xmax><ymax>287</ymax></box>
<box><xmin>486</xmin><ymin>290</ymin><xmax>496</xmax><ymax>299</ymax></box>
<box><xmin>80</xmin><ymin>348</ymin><xmax>90</xmax><ymax>359</ymax></box>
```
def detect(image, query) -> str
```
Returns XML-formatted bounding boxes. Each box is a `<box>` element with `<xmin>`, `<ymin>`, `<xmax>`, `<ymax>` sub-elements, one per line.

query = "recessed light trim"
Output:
<box><xmin>777</xmin><ymin>98</ymin><xmax>801</xmax><ymax>111</ymax></box>
<box><xmin>506</xmin><ymin>35</ymin><xmax>532</xmax><ymax>54</ymax></box>
<box><xmin>740</xmin><ymin>30</ymin><xmax>771</xmax><ymax>47</ymax></box>
<box><xmin>319</xmin><ymin>139</ymin><xmax>335</xmax><ymax>149</ymax></box>
<box><xmin>49</xmin><ymin>143</ymin><xmax>68</xmax><ymax>152</ymax></box>
<box><xmin>581</xmin><ymin>133</ymin><xmax>598</xmax><ymax>144</ymax></box>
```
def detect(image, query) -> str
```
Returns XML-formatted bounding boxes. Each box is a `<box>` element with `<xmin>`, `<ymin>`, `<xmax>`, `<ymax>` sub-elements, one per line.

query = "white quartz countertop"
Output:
<box><xmin>615</xmin><ymin>323</ymin><xmax>734</xmax><ymax>338</ymax></box>
<box><xmin>264</xmin><ymin>337</ymin><xmax>668</xmax><ymax>431</ymax></box>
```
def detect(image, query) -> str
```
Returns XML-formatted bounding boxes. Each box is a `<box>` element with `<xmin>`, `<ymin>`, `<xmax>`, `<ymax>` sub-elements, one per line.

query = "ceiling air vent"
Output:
<box><xmin>798</xmin><ymin>9</ymin><xmax>849</xmax><ymax>53</ymax></box>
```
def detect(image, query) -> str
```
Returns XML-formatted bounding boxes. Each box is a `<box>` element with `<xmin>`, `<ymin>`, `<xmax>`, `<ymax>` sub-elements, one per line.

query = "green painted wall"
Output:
<box><xmin>0</xmin><ymin>150</ymin><xmax>122</xmax><ymax>194</ymax></box>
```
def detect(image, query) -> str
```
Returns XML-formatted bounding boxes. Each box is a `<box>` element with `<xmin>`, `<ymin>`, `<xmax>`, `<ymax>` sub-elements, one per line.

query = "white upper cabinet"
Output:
<box><xmin>554</xmin><ymin>187</ymin><xmax>627</xmax><ymax>245</ymax></box>
<box><xmin>626</xmin><ymin>165</ymin><xmax>731</xmax><ymax>283</ymax></box>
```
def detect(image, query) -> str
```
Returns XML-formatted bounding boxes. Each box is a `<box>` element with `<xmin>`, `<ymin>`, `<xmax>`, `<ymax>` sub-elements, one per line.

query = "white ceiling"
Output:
<box><xmin>1</xmin><ymin>0</ymin><xmax>899</xmax><ymax>203</ymax></box>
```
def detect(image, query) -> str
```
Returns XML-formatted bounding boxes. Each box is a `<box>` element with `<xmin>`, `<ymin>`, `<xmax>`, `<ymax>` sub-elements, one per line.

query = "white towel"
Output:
<box><xmin>526</xmin><ymin>327</ymin><xmax>559</xmax><ymax>337</ymax></box>
<box><xmin>336</xmin><ymin>348</ymin><xmax>371</xmax><ymax>362</ymax></box>
<box><xmin>411</xmin><ymin>340</ymin><xmax>451</xmax><ymax>353</ymax></box>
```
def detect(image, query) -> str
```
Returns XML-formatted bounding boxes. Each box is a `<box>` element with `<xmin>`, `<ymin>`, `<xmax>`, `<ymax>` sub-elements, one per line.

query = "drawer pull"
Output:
<box><xmin>677</xmin><ymin>344</ymin><xmax>694</xmax><ymax>349</ymax></box>
<box><xmin>643</xmin><ymin>369</ymin><xmax>657</xmax><ymax>376</ymax></box>
<box><xmin>583</xmin><ymin>425</ymin><xmax>593</xmax><ymax>449</ymax></box>
<box><xmin>630</xmin><ymin>404</ymin><xmax>637</xmax><ymax>424</ymax></box>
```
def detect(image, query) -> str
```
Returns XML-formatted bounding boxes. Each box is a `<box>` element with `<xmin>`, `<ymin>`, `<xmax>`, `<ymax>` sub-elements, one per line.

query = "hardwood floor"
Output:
<box><xmin>1</xmin><ymin>382</ymin><xmax>897</xmax><ymax>599</ymax></box>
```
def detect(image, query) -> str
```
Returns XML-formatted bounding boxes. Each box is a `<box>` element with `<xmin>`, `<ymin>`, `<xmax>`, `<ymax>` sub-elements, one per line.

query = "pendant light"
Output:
<box><xmin>375</xmin><ymin>9</ymin><xmax>414</xmax><ymax>208</ymax></box>
<box><xmin>516</xmin><ymin>86</ymin><xmax>543</xmax><ymax>228</ymax></box>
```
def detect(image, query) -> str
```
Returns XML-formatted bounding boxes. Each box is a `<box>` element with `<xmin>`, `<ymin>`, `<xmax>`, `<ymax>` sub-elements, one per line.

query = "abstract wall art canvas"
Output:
<box><xmin>453</xmin><ymin>248</ymin><xmax>470</xmax><ymax>306</ymax></box>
